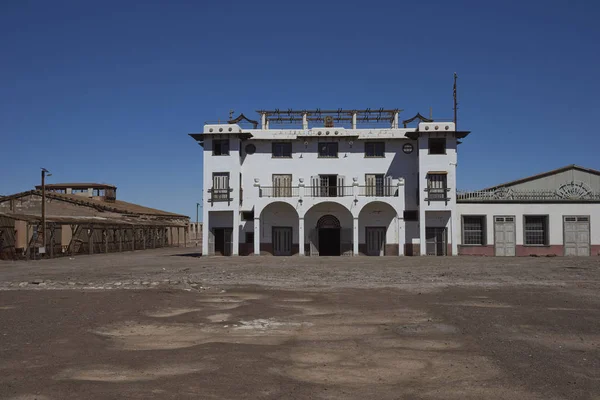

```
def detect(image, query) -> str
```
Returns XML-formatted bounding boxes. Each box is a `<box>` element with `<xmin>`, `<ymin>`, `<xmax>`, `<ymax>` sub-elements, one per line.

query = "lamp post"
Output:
<box><xmin>40</xmin><ymin>168</ymin><xmax>52</xmax><ymax>254</ymax></box>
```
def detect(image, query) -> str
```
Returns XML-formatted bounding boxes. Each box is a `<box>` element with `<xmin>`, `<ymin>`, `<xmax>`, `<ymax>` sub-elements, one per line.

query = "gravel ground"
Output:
<box><xmin>0</xmin><ymin>250</ymin><xmax>599</xmax><ymax>399</ymax></box>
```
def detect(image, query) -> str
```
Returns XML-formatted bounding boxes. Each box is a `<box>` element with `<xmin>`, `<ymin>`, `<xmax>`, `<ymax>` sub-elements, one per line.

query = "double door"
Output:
<box><xmin>366</xmin><ymin>227</ymin><xmax>386</xmax><ymax>256</ymax></box>
<box><xmin>273</xmin><ymin>227</ymin><xmax>292</xmax><ymax>256</ymax></box>
<box><xmin>426</xmin><ymin>227</ymin><xmax>447</xmax><ymax>256</ymax></box>
<box><xmin>494</xmin><ymin>216</ymin><xmax>515</xmax><ymax>256</ymax></box>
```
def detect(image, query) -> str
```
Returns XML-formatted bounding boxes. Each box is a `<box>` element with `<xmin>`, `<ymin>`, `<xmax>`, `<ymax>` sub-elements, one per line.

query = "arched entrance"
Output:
<box><xmin>259</xmin><ymin>202</ymin><xmax>299</xmax><ymax>256</ymax></box>
<box><xmin>317</xmin><ymin>214</ymin><xmax>341</xmax><ymax>256</ymax></box>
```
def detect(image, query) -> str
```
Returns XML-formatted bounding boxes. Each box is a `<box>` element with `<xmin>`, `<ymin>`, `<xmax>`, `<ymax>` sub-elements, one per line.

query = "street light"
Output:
<box><xmin>40</xmin><ymin>168</ymin><xmax>52</xmax><ymax>254</ymax></box>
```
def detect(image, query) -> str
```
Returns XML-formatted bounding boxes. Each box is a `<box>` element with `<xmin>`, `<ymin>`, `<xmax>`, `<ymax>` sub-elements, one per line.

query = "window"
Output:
<box><xmin>365</xmin><ymin>141</ymin><xmax>385</xmax><ymax>157</ymax></box>
<box><xmin>272</xmin><ymin>142</ymin><xmax>292</xmax><ymax>158</ymax></box>
<box><xmin>403</xmin><ymin>210</ymin><xmax>418</xmax><ymax>221</ymax></box>
<box><xmin>428</xmin><ymin>138</ymin><xmax>446</xmax><ymax>155</ymax></box>
<box><xmin>524</xmin><ymin>216</ymin><xmax>549</xmax><ymax>245</ymax></box>
<box><xmin>462</xmin><ymin>216</ymin><xmax>486</xmax><ymax>245</ymax></box>
<box><xmin>427</xmin><ymin>173</ymin><xmax>448</xmax><ymax>200</ymax></box>
<box><xmin>365</xmin><ymin>174</ymin><xmax>385</xmax><ymax>196</ymax></box>
<box><xmin>318</xmin><ymin>142</ymin><xmax>338</xmax><ymax>158</ymax></box>
<box><xmin>273</xmin><ymin>174</ymin><xmax>292</xmax><ymax>197</ymax></box>
<box><xmin>211</xmin><ymin>172</ymin><xmax>230</xmax><ymax>202</ymax></box>
<box><xmin>241</xmin><ymin>211</ymin><xmax>254</xmax><ymax>221</ymax></box>
<box><xmin>245</xmin><ymin>232</ymin><xmax>254</xmax><ymax>244</ymax></box>
<box><xmin>213</xmin><ymin>139</ymin><xmax>230</xmax><ymax>156</ymax></box>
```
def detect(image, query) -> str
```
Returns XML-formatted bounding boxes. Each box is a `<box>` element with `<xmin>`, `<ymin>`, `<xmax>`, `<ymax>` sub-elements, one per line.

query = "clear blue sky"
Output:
<box><xmin>2</xmin><ymin>0</ymin><xmax>599</xmax><ymax>219</ymax></box>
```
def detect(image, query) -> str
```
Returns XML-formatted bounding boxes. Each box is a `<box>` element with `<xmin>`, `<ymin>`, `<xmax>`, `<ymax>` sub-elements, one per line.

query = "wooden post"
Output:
<box><xmin>49</xmin><ymin>224</ymin><xmax>55</xmax><ymax>259</ymax></box>
<box><xmin>88</xmin><ymin>225</ymin><xmax>94</xmax><ymax>255</ymax></box>
<box><xmin>152</xmin><ymin>227</ymin><xmax>156</xmax><ymax>249</ymax></box>
<box><xmin>118</xmin><ymin>228</ymin><xmax>123</xmax><ymax>252</ymax></box>
<box><xmin>142</xmin><ymin>228</ymin><xmax>146</xmax><ymax>250</ymax></box>
<box><xmin>131</xmin><ymin>228</ymin><xmax>135</xmax><ymax>251</ymax></box>
<box><xmin>103</xmin><ymin>228</ymin><xmax>108</xmax><ymax>253</ymax></box>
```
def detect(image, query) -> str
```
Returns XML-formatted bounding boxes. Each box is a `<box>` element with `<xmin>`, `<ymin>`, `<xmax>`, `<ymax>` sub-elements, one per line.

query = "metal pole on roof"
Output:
<box><xmin>40</xmin><ymin>168</ymin><xmax>51</xmax><ymax>257</ymax></box>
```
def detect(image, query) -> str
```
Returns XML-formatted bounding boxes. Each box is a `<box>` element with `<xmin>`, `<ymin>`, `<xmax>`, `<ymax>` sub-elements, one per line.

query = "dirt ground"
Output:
<box><xmin>0</xmin><ymin>249</ymin><xmax>599</xmax><ymax>399</ymax></box>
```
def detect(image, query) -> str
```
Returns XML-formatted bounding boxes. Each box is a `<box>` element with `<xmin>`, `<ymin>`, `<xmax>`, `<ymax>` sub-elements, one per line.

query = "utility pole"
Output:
<box><xmin>453</xmin><ymin>72</ymin><xmax>458</xmax><ymax>130</ymax></box>
<box><xmin>196</xmin><ymin>203</ymin><xmax>200</xmax><ymax>229</ymax></box>
<box><xmin>40</xmin><ymin>168</ymin><xmax>51</xmax><ymax>254</ymax></box>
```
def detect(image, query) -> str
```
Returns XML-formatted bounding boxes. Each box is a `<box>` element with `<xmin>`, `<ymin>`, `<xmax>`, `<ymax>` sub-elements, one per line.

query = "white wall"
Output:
<box><xmin>457</xmin><ymin>203</ymin><xmax>600</xmax><ymax>245</ymax></box>
<box><xmin>259</xmin><ymin>202</ymin><xmax>300</xmax><ymax>243</ymax></box>
<box><xmin>358</xmin><ymin>202</ymin><xmax>397</xmax><ymax>243</ymax></box>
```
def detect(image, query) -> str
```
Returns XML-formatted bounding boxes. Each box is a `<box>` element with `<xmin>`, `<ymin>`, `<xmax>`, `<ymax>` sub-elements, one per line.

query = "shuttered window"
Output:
<box><xmin>273</xmin><ymin>174</ymin><xmax>292</xmax><ymax>197</ymax></box>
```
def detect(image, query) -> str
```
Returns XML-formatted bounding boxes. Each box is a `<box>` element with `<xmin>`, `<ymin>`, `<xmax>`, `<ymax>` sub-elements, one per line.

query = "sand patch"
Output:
<box><xmin>0</xmin><ymin>305</ymin><xmax>16</xmax><ymax>310</ymax></box>
<box><xmin>56</xmin><ymin>363</ymin><xmax>213</xmax><ymax>382</ymax></box>
<box><xmin>145</xmin><ymin>308</ymin><xmax>203</xmax><ymax>318</ymax></box>
<box><xmin>367</xmin><ymin>338</ymin><xmax>463</xmax><ymax>350</ymax></box>
<box><xmin>438</xmin><ymin>301</ymin><xmax>513</xmax><ymax>309</ymax></box>
<box><xmin>206</xmin><ymin>313</ymin><xmax>231</xmax><ymax>322</ymax></box>
<box><xmin>281</xmin><ymin>298</ymin><xmax>314</xmax><ymax>303</ymax></box>
<box><xmin>8</xmin><ymin>396</ymin><xmax>51</xmax><ymax>400</ymax></box>
<box><xmin>94</xmin><ymin>319</ymin><xmax>307</xmax><ymax>350</ymax></box>
<box><xmin>518</xmin><ymin>333</ymin><xmax>600</xmax><ymax>351</ymax></box>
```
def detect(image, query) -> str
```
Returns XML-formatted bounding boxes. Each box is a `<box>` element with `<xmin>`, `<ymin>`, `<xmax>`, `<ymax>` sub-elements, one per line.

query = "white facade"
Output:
<box><xmin>192</xmin><ymin>110</ymin><xmax>600</xmax><ymax>257</ymax></box>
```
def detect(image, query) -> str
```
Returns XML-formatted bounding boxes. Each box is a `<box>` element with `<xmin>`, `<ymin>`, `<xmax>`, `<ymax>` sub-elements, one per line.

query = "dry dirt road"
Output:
<box><xmin>0</xmin><ymin>249</ymin><xmax>599</xmax><ymax>399</ymax></box>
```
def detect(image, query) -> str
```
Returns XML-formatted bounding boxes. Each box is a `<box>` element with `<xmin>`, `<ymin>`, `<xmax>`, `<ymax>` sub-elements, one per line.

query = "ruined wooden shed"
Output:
<box><xmin>0</xmin><ymin>187</ymin><xmax>189</xmax><ymax>260</ymax></box>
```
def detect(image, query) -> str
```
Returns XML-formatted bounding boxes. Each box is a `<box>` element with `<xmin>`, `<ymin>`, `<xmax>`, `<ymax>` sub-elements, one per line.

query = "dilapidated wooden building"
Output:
<box><xmin>0</xmin><ymin>183</ymin><xmax>189</xmax><ymax>260</ymax></box>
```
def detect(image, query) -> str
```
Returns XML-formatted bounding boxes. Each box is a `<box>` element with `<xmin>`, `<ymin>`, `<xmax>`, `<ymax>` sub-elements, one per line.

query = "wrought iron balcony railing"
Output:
<box><xmin>357</xmin><ymin>185</ymin><xmax>398</xmax><ymax>197</ymax></box>
<box><xmin>259</xmin><ymin>186</ymin><xmax>300</xmax><ymax>198</ymax></box>
<box><xmin>424</xmin><ymin>188</ymin><xmax>451</xmax><ymax>204</ymax></box>
<box><xmin>305</xmin><ymin>186</ymin><xmax>354</xmax><ymax>198</ymax></box>
<box><xmin>208</xmin><ymin>188</ymin><xmax>233</xmax><ymax>205</ymax></box>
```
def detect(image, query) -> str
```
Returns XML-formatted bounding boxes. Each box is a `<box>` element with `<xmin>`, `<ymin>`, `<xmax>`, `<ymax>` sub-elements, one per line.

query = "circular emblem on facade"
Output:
<box><xmin>402</xmin><ymin>143</ymin><xmax>414</xmax><ymax>154</ymax></box>
<box><xmin>435</xmin><ymin>125</ymin><xmax>439</xmax><ymax>130</ymax></box>
<box><xmin>209</xmin><ymin>128</ymin><xmax>213</xmax><ymax>132</ymax></box>
<box><xmin>219</xmin><ymin>128</ymin><xmax>223</xmax><ymax>132</ymax></box>
<box><xmin>245</xmin><ymin>144</ymin><xmax>256</xmax><ymax>155</ymax></box>
<box><xmin>493</xmin><ymin>187</ymin><xmax>514</xmax><ymax>200</ymax></box>
<box><xmin>557</xmin><ymin>181</ymin><xmax>592</xmax><ymax>199</ymax></box>
<box><xmin>228</xmin><ymin>127</ymin><xmax>233</xmax><ymax>132</ymax></box>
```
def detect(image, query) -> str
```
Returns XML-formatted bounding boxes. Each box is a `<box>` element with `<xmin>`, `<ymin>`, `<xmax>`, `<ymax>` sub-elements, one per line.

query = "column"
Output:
<box><xmin>451</xmin><ymin>212</ymin><xmax>459</xmax><ymax>256</ymax></box>
<box><xmin>419</xmin><ymin>209</ymin><xmax>426</xmax><ymax>256</ymax></box>
<box><xmin>298</xmin><ymin>217</ymin><xmax>305</xmax><ymax>256</ymax></box>
<box><xmin>254</xmin><ymin>217</ymin><xmax>260</xmax><ymax>255</ymax></box>
<box><xmin>232</xmin><ymin>210</ymin><xmax>240</xmax><ymax>256</ymax></box>
<box><xmin>397</xmin><ymin>215</ymin><xmax>405</xmax><ymax>256</ymax></box>
<box><xmin>353</xmin><ymin>217</ymin><xmax>359</xmax><ymax>256</ymax></box>
<box><xmin>202</xmin><ymin>215</ymin><xmax>209</xmax><ymax>255</ymax></box>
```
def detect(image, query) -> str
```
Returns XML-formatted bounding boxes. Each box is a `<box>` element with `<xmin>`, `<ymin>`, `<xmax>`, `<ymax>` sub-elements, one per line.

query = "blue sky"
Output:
<box><xmin>1</xmin><ymin>0</ymin><xmax>599</xmax><ymax>219</ymax></box>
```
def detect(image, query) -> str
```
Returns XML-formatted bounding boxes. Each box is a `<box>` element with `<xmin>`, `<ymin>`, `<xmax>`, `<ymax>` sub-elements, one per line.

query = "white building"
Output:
<box><xmin>191</xmin><ymin>109</ymin><xmax>600</xmax><ymax>257</ymax></box>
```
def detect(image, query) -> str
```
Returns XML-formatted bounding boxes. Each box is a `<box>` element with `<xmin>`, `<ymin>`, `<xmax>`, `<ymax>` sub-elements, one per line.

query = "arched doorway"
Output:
<box><xmin>317</xmin><ymin>214</ymin><xmax>341</xmax><ymax>256</ymax></box>
<box><xmin>259</xmin><ymin>202</ymin><xmax>299</xmax><ymax>256</ymax></box>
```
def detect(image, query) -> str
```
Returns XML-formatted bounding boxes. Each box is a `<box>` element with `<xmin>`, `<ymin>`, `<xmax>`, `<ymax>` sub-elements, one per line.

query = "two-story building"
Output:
<box><xmin>191</xmin><ymin>109</ymin><xmax>600</xmax><ymax>257</ymax></box>
<box><xmin>191</xmin><ymin>109</ymin><xmax>470</xmax><ymax>257</ymax></box>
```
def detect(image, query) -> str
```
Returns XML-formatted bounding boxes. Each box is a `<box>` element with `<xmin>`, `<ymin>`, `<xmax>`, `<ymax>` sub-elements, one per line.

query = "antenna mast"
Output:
<box><xmin>453</xmin><ymin>72</ymin><xmax>458</xmax><ymax>130</ymax></box>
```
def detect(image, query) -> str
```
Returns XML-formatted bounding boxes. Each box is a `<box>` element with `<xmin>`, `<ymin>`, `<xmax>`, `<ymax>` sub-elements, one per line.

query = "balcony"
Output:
<box><xmin>358</xmin><ymin>185</ymin><xmax>398</xmax><ymax>197</ymax></box>
<box><xmin>424</xmin><ymin>188</ymin><xmax>451</xmax><ymax>204</ymax></box>
<box><xmin>259</xmin><ymin>186</ymin><xmax>300</xmax><ymax>198</ymax></box>
<box><xmin>258</xmin><ymin>185</ymin><xmax>399</xmax><ymax>198</ymax></box>
<box><xmin>208</xmin><ymin>188</ymin><xmax>233</xmax><ymax>205</ymax></box>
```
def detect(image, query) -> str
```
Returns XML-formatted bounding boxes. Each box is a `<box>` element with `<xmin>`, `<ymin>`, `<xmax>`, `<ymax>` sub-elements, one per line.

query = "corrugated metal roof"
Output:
<box><xmin>0</xmin><ymin>191</ymin><xmax>187</xmax><ymax>218</ymax></box>
<box><xmin>484</xmin><ymin>165</ymin><xmax>600</xmax><ymax>190</ymax></box>
<box><xmin>34</xmin><ymin>183</ymin><xmax>117</xmax><ymax>189</ymax></box>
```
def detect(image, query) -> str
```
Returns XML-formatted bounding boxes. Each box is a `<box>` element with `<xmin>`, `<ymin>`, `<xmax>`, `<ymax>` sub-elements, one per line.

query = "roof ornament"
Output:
<box><xmin>402</xmin><ymin>113</ymin><xmax>433</xmax><ymax>128</ymax></box>
<box><xmin>557</xmin><ymin>181</ymin><xmax>593</xmax><ymax>199</ymax></box>
<box><xmin>228</xmin><ymin>113</ymin><xmax>258</xmax><ymax>129</ymax></box>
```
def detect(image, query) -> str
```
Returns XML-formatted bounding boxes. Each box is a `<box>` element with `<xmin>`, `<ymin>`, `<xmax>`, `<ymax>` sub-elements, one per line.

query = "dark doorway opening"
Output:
<box><xmin>316</xmin><ymin>214</ymin><xmax>341</xmax><ymax>256</ymax></box>
<box><xmin>214</xmin><ymin>228</ymin><xmax>232</xmax><ymax>256</ymax></box>
<box><xmin>319</xmin><ymin>228</ymin><xmax>340</xmax><ymax>256</ymax></box>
